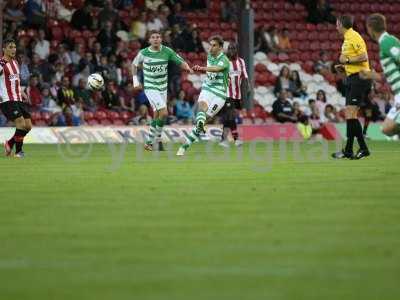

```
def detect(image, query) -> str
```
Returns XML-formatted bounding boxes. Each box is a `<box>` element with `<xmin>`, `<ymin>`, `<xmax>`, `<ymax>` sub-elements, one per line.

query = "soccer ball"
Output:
<box><xmin>87</xmin><ymin>73</ymin><xmax>104</xmax><ymax>90</ymax></box>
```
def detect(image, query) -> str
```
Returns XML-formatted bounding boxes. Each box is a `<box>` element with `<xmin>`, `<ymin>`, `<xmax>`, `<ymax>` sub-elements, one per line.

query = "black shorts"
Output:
<box><xmin>219</xmin><ymin>98</ymin><xmax>242</xmax><ymax>123</ymax></box>
<box><xmin>0</xmin><ymin>101</ymin><xmax>31</xmax><ymax>121</ymax></box>
<box><xmin>345</xmin><ymin>73</ymin><xmax>372</xmax><ymax>107</ymax></box>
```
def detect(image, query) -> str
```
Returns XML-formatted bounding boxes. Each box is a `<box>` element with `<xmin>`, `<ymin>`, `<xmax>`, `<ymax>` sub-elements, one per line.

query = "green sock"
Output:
<box><xmin>155</xmin><ymin>119</ymin><xmax>164</xmax><ymax>142</ymax></box>
<box><xmin>182</xmin><ymin>127</ymin><xmax>201</xmax><ymax>150</ymax></box>
<box><xmin>147</xmin><ymin>120</ymin><xmax>157</xmax><ymax>144</ymax></box>
<box><xmin>196</xmin><ymin>111</ymin><xmax>206</xmax><ymax>128</ymax></box>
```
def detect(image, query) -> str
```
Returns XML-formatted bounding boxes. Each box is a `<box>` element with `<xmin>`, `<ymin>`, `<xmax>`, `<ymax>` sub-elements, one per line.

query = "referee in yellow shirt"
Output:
<box><xmin>332</xmin><ymin>15</ymin><xmax>371</xmax><ymax>159</ymax></box>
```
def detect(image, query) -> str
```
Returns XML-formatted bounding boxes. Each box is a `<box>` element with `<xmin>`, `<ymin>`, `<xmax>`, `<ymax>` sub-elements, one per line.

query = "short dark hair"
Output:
<box><xmin>3</xmin><ymin>38</ymin><xmax>16</xmax><ymax>48</ymax></box>
<box><xmin>367</xmin><ymin>13</ymin><xmax>386</xmax><ymax>33</ymax></box>
<box><xmin>209</xmin><ymin>35</ymin><xmax>224</xmax><ymax>47</ymax></box>
<box><xmin>338</xmin><ymin>15</ymin><xmax>354</xmax><ymax>29</ymax></box>
<box><xmin>148</xmin><ymin>29</ymin><xmax>161</xmax><ymax>36</ymax></box>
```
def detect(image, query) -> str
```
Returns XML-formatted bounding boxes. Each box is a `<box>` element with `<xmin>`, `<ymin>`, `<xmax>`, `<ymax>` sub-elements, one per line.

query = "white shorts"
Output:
<box><xmin>144</xmin><ymin>89</ymin><xmax>167</xmax><ymax>111</ymax></box>
<box><xmin>386</xmin><ymin>94</ymin><xmax>400</xmax><ymax>124</ymax></box>
<box><xmin>198</xmin><ymin>89</ymin><xmax>226</xmax><ymax>118</ymax></box>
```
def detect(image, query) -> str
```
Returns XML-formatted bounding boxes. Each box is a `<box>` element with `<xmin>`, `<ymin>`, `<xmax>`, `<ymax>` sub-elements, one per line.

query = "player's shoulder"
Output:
<box><xmin>162</xmin><ymin>45</ymin><xmax>175</xmax><ymax>54</ymax></box>
<box><xmin>0</xmin><ymin>58</ymin><xmax>7</xmax><ymax>66</ymax></box>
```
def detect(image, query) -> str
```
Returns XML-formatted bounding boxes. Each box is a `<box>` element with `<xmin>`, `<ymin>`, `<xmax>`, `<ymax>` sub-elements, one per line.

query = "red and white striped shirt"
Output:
<box><xmin>228</xmin><ymin>57</ymin><xmax>248</xmax><ymax>100</ymax></box>
<box><xmin>0</xmin><ymin>58</ymin><xmax>22</xmax><ymax>103</ymax></box>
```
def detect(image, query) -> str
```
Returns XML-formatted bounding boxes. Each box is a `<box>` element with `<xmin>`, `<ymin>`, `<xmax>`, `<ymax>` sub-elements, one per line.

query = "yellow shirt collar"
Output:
<box><xmin>344</xmin><ymin>28</ymin><xmax>354</xmax><ymax>38</ymax></box>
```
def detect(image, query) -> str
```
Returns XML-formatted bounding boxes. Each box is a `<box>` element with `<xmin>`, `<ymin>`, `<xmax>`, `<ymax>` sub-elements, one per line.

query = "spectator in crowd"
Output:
<box><xmin>119</xmin><ymin>83</ymin><xmax>136</xmax><ymax>112</ymax></box>
<box><xmin>221</xmin><ymin>0</ymin><xmax>238</xmax><ymax>23</ymax></box>
<box><xmin>278</xmin><ymin>28</ymin><xmax>292</xmax><ymax>52</ymax></box>
<box><xmin>175</xmin><ymin>90</ymin><xmax>193</xmax><ymax>124</ymax></box>
<box><xmin>314</xmin><ymin>50</ymin><xmax>333</xmax><ymax>75</ymax></box>
<box><xmin>274</xmin><ymin>65</ymin><xmax>291</xmax><ymax>96</ymax></box>
<box><xmin>102</xmin><ymin>81</ymin><xmax>121</xmax><ymax>111</ymax></box>
<box><xmin>97</xmin><ymin>20</ymin><xmax>119</xmax><ymax>55</ymax></box>
<box><xmin>184</xmin><ymin>29</ymin><xmax>204</xmax><ymax>53</ymax></box>
<box><xmin>264</xmin><ymin>26</ymin><xmax>280</xmax><ymax>53</ymax></box>
<box><xmin>306</xmin><ymin>0</ymin><xmax>336</xmax><ymax>24</ymax></box>
<box><xmin>254</xmin><ymin>26</ymin><xmax>269</xmax><ymax>53</ymax></box>
<box><xmin>171</xmin><ymin>23</ymin><xmax>186</xmax><ymax>51</ymax></box>
<box><xmin>168</xmin><ymin>2</ymin><xmax>187</xmax><ymax>27</ymax></box>
<box><xmin>98</xmin><ymin>0</ymin><xmax>118</xmax><ymax>29</ymax></box>
<box><xmin>72</xmin><ymin>60</ymin><xmax>90</xmax><ymax>87</ymax></box>
<box><xmin>74</xmin><ymin>78</ymin><xmax>96</xmax><ymax>112</ymax></box>
<box><xmin>306</xmin><ymin>99</ymin><xmax>322</xmax><ymax>130</ymax></box>
<box><xmin>147</xmin><ymin>9</ymin><xmax>164</xmax><ymax>32</ymax></box>
<box><xmin>272</xmin><ymin>90</ymin><xmax>297</xmax><ymax>123</ymax></box>
<box><xmin>146</xmin><ymin>0</ymin><xmax>164</xmax><ymax>11</ymax></box>
<box><xmin>289</xmin><ymin>70</ymin><xmax>307</xmax><ymax>98</ymax></box>
<box><xmin>57</xmin><ymin>76</ymin><xmax>76</xmax><ymax>126</ymax></box>
<box><xmin>3</xmin><ymin>0</ymin><xmax>26</xmax><ymax>25</ymax></box>
<box><xmin>58</xmin><ymin>43</ymin><xmax>72</xmax><ymax>66</ymax></box>
<box><xmin>92</xmin><ymin>42</ymin><xmax>103</xmax><ymax>66</ymax></box>
<box><xmin>26</xmin><ymin>75</ymin><xmax>43</xmax><ymax>109</ymax></box>
<box><xmin>40</xmin><ymin>85</ymin><xmax>63</xmax><ymax>125</ymax></box>
<box><xmin>316</xmin><ymin>89</ymin><xmax>328</xmax><ymax>119</ymax></box>
<box><xmin>107</xmin><ymin>54</ymin><xmax>121</xmax><ymax>84</ymax></box>
<box><xmin>71</xmin><ymin>100</ymin><xmax>85</xmax><ymax>126</ymax></box>
<box><xmin>131</xmin><ymin>104</ymin><xmax>152</xmax><ymax>125</ymax></box>
<box><xmin>54</xmin><ymin>62</ymin><xmax>66</xmax><ymax>83</ymax></box>
<box><xmin>324</xmin><ymin>104</ymin><xmax>340</xmax><ymax>123</ymax></box>
<box><xmin>131</xmin><ymin>11</ymin><xmax>148</xmax><ymax>41</ymax></box>
<box><xmin>24</xmin><ymin>0</ymin><xmax>46</xmax><ymax>28</ymax></box>
<box><xmin>71</xmin><ymin>2</ymin><xmax>94</xmax><ymax>30</ymax></box>
<box><xmin>70</xmin><ymin>44</ymin><xmax>85</xmax><ymax>66</ymax></box>
<box><xmin>157</xmin><ymin>4</ymin><xmax>171</xmax><ymax>29</ymax></box>
<box><xmin>18</xmin><ymin>53</ymin><xmax>31</xmax><ymax>86</ymax></box>
<box><xmin>29</xmin><ymin>53</ymin><xmax>42</xmax><ymax>79</ymax></box>
<box><xmin>33</xmin><ymin>29</ymin><xmax>50</xmax><ymax>60</ymax></box>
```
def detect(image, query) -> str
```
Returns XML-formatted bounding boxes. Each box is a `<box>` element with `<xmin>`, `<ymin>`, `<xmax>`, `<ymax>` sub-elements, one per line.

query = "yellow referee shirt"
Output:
<box><xmin>341</xmin><ymin>28</ymin><xmax>370</xmax><ymax>76</ymax></box>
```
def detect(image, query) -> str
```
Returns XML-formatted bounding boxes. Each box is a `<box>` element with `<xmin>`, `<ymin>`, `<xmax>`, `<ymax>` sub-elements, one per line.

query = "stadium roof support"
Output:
<box><xmin>238</xmin><ymin>0</ymin><xmax>254</xmax><ymax>109</ymax></box>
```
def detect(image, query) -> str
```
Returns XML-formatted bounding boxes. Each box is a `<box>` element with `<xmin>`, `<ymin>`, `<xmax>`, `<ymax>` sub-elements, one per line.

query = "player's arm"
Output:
<box><xmin>339</xmin><ymin>37</ymin><xmax>369</xmax><ymax>64</ymax></box>
<box><xmin>168</xmin><ymin>49</ymin><xmax>193</xmax><ymax>73</ymax></box>
<box><xmin>359</xmin><ymin>69</ymin><xmax>382</xmax><ymax>81</ymax></box>
<box><xmin>132</xmin><ymin>52</ymin><xmax>144</xmax><ymax>89</ymax></box>
<box><xmin>193</xmin><ymin>65</ymin><xmax>224</xmax><ymax>72</ymax></box>
<box><xmin>180</xmin><ymin>62</ymin><xmax>193</xmax><ymax>73</ymax></box>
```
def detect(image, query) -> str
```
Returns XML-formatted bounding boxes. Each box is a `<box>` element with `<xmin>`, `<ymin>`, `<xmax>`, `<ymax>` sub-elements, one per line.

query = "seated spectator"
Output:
<box><xmin>184</xmin><ymin>29</ymin><xmax>204</xmax><ymax>53</ymax></box>
<box><xmin>33</xmin><ymin>29</ymin><xmax>50</xmax><ymax>60</ymax></box>
<box><xmin>29</xmin><ymin>53</ymin><xmax>42</xmax><ymax>79</ymax></box>
<box><xmin>146</xmin><ymin>0</ymin><xmax>163</xmax><ymax>11</ymax></box>
<box><xmin>131</xmin><ymin>104</ymin><xmax>152</xmax><ymax>125</ymax></box>
<box><xmin>264</xmin><ymin>26</ymin><xmax>280</xmax><ymax>53</ymax></box>
<box><xmin>58</xmin><ymin>43</ymin><xmax>72</xmax><ymax>66</ymax></box>
<box><xmin>316</xmin><ymin>89</ymin><xmax>327</xmax><ymax>119</ymax></box>
<box><xmin>98</xmin><ymin>0</ymin><xmax>118</xmax><ymax>29</ymax></box>
<box><xmin>70</xmin><ymin>43</ymin><xmax>85</xmax><ymax>66</ymax></box>
<box><xmin>107</xmin><ymin>54</ymin><xmax>121</xmax><ymax>84</ymax></box>
<box><xmin>101</xmin><ymin>81</ymin><xmax>121</xmax><ymax>111</ymax></box>
<box><xmin>71</xmin><ymin>100</ymin><xmax>84</xmax><ymax>126</ymax></box>
<box><xmin>147</xmin><ymin>9</ymin><xmax>164</xmax><ymax>32</ymax></box>
<box><xmin>130</xmin><ymin>11</ymin><xmax>148</xmax><ymax>41</ymax></box>
<box><xmin>24</xmin><ymin>0</ymin><xmax>46</xmax><ymax>28</ymax></box>
<box><xmin>289</xmin><ymin>70</ymin><xmax>307</xmax><ymax>98</ymax></box>
<box><xmin>72</xmin><ymin>60</ymin><xmax>90</xmax><ymax>87</ymax></box>
<box><xmin>18</xmin><ymin>53</ymin><xmax>30</xmax><ymax>86</ymax></box>
<box><xmin>254</xmin><ymin>26</ymin><xmax>269</xmax><ymax>53</ymax></box>
<box><xmin>57</xmin><ymin>76</ymin><xmax>76</xmax><ymax>126</ymax></box>
<box><xmin>175</xmin><ymin>90</ymin><xmax>193</xmax><ymax>124</ymax></box>
<box><xmin>54</xmin><ymin>62</ymin><xmax>66</xmax><ymax>83</ymax></box>
<box><xmin>272</xmin><ymin>90</ymin><xmax>297</xmax><ymax>123</ymax></box>
<box><xmin>40</xmin><ymin>85</ymin><xmax>63</xmax><ymax>126</ymax></box>
<box><xmin>4</xmin><ymin>0</ymin><xmax>26</xmax><ymax>25</ymax></box>
<box><xmin>324</xmin><ymin>104</ymin><xmax>340</xmax><ymax>123</ymax></box>
<box><xmin>26</xmin><ymin>75</ymin><xmax>42</xmax><ymax>109</ymax></box>
<box><xmin>278</xmin><ymin>28</ymin><xmax>292</xmax><ymax>52</ymax></box>
<box><xmin>119</xmin><ymin>83</ymin><xmax>136</xmax><ymax>112</ymax></box>
<box><xmin>171</xmin><ymin>23</ymin><xmax>186</xmax><ymax>51</ymax></box>
<box><xmin>306</xmin><ymin>99</ymin><xmax>322</xmax><ymax>130</ymax></box>
<box><xmin>274</xmin><ymin>65</ymin><xmax>291</xmax><ymax>96</ymax></box>
<box><xmin>97</xmin><ymin>20</ymin><xmax>119</xmax><ymax>56</ymax></box>
<box><xmin>75</xmin><ymin>78</ymin><xmax>96</xmax><ymax>112</ymax></box>
<box><xmin>314</xmin><ymin>51</ymin><xmax>332</xmax><ymax>75</ymax></box>
<box><xmin>70</xmin><ymin>2</ymin><xmax>94</xmax><ymax>30</ymax></box>
<box><xmin>168</xmin><ymin>2</ymin><xmax>187</xmax><ymax>27</ymax></box>
<box><xmin>95</xmin><ymin>55</ymin><xmax>111</xmax><ymax>81</ymax></box>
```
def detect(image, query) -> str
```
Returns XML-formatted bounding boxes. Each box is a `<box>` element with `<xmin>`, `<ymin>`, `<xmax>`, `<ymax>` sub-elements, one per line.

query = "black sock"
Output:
<box><xmin>344</xmin><ymin>119</ymin><xmax>355</xmax><ymax>154</ymax></box>
<box><xmin>15</xmin><ymin>129</ymin><xmax>28</xmax><ymax>153</ymax></box>
<box><xmin>355</xmin><ymin>119</ymin><xmax>368</xmax><ymax>151</ymax></box>
<box><xmin>363</xmin><ymin>117</ymin><xmax>370</xmax><ymax>135</ymax></box>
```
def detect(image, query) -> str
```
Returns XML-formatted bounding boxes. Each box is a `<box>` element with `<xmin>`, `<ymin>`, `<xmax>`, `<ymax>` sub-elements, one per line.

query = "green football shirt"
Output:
<box><xmin>379</xmin><ymin>32</ymin><xmax>400</xmax><ymax>96</ymax></box>
<box><xmin>202</xmin><ymin>52</ymin><xmax>230</xmax><ymax>100</ymax></box>
<box><xmin>133</xmin><ymin>45</ymin><xmax>184</xmax><ymax>92</ymax></box>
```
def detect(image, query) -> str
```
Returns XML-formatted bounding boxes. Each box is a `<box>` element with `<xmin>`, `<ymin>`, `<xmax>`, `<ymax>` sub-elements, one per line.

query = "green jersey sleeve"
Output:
<box><xmin>382</xmin><ymin>36</ymin><xmax>400</xmax><ymax>63</ymax></box>
<box><xmin>218</xmin><ymin>56</ymin><xmax>230</xmax><ymax>70</ymax></box>
<box><xmin>132</xmin><ymin>50</ymin><xmax>144</xmax><ymax>67</ymax></box>
<box><xmin>166</xmin><ymin>47</ymin><xmax>184</xmax><ymax>65</ymax></box>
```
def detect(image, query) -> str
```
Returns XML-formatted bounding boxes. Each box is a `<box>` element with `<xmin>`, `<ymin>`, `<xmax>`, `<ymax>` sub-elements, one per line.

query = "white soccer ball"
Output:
<box><xmin>87</xmin><ymin>73</ymin><xmax>104</xmax><ymax>90</ymax></box>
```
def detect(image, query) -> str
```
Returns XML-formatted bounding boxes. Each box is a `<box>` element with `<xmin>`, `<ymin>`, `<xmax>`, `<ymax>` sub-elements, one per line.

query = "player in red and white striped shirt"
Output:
<box><xmin>0</xmin><ymin>39</ymin><xmax>32</xmax><ymax>158</ymax></box>
<box><xmin>219</xmin><ymin>42</ymin><xmax>251</xmax><ymax>147</ymax></box>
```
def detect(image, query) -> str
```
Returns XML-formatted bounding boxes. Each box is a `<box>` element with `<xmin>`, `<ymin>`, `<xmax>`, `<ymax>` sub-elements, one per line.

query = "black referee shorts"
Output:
<box><xmin>345</xmin><ymin>73</ymin><xmax>372</xmax><ymax>107</ymax></box>
<box><xmin>219</xmin><ymin>97</ymin><xmax>242</xmax><ymax>123</ymax></box>
<box><xmin>0</xmin><ymin>101</ymin><xmax>31</xmax><ymax>121</ymax></box>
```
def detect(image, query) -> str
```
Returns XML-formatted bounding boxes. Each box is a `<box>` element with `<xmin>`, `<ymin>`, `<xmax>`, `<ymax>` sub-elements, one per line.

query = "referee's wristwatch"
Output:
<box><xmin>346</xmin><ymin>57</ymin><xmax>350</xmax><ymax>64</ymax></box>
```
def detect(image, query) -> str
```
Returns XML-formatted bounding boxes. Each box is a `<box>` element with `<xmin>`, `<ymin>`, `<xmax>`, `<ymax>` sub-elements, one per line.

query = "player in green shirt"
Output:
<box><xmin>176</xmin><ymin>35</ymin><xmax>230</xmax><ymax>156</ymax></box>
<box><xmin>132</xmin><ymin>30</ymin><xmax>193</xmax><ymax>151</ymax></box>
<box><xmin>361</xmin><ymin>13</ymin><xmax>400</xmax><ymax>137</ymax></box>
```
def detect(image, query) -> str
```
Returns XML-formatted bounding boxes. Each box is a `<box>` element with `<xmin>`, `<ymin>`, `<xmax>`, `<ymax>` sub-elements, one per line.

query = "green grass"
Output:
<box><xmin>0</xmin><ymin>141</ymin><xmax>400</xmax><ymax>300</ymax></box>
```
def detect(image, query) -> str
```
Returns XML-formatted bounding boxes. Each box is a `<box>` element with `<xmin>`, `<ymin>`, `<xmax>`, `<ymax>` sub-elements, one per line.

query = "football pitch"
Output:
<box><xmin>1</xmin><ymin>141</ymin><xmax>399</xmax><ymax>300</ymax></box>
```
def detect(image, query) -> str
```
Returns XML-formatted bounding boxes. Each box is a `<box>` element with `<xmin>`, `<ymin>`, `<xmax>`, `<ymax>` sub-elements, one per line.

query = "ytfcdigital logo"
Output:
<box><xmin>57</xmin><ymin>127</ymin><xmax>341</xmax><ymax>173</ymax></box>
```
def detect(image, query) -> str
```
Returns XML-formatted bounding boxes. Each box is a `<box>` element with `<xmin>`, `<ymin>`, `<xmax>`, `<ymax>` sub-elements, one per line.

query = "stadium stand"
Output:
<box><xmin>0</xmin><ymin>0</ymin><xmax>397</xmax><ymax>128</ymax></box>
